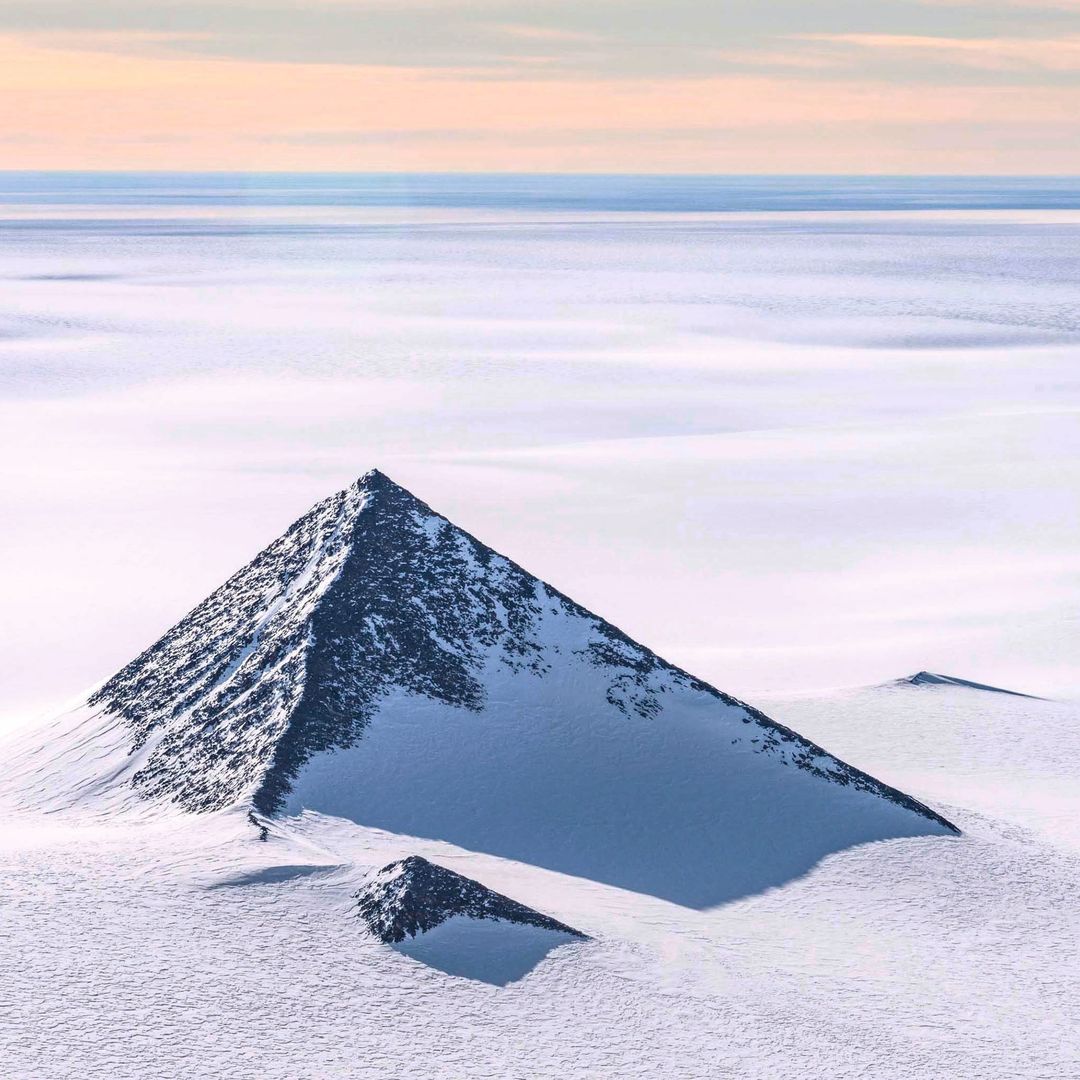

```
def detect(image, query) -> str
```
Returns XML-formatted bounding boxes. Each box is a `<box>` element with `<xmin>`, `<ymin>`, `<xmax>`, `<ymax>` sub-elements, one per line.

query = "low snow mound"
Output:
<box><xmin>354</xmin><ymin>856</ymin><xmax>586</xmax><ymax>945</ymax></box>
<box><xmin>899</xmin><ymin>671</ymin><xmax>1043</xmax><ymax>699</ymax></box>
<box><xmin>1</xmin><ymin>704</ymin><xmax>158</xmax><ymax>816</ymax></box>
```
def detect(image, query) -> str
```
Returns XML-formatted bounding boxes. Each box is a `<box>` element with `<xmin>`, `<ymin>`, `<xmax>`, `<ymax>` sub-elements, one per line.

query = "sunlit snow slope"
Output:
<box><xmin>1</xmin><ymin>682</ymin><xmax>1075</xmax><ymax>1079</ymax></box>
<box><xmin>5</xmin><ymin>470</ymin><xmax>953</xmax><ymax>907</ymax></box>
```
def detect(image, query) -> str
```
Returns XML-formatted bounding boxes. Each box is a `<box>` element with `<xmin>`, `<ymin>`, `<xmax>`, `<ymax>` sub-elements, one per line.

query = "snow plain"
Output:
<box><xmin>1</xmin><ymin>184</ymin><xmax>1079</xmax><ymax>725</ymax></box>
<box><xmin>1</xmin><ymin>177</ymin><xmax>1078</xmax><ymax>1077</ymax></box>
<box><xmin>2</xmin><ymin>682</ymin><xmax>1077</xmax><ymax>1079</ymax></box>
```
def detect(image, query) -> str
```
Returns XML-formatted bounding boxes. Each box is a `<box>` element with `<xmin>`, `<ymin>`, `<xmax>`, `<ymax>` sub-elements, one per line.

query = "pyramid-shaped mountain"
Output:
<box><xmin>355</xmin><ymin>856</ymin><xmax>587</xmax><ymax>944</ymax></box>
<box><xmin>19</xmin><ymin>470</ymin><xmax>956</xmax><ymax>906</ymax></box>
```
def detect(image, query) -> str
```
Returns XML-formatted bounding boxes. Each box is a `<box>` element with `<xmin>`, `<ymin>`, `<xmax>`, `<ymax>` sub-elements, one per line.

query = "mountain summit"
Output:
<box><xmin>89</xmin><ymin>467</ymin><xmax>545</xmax><ymax>816</ymax></box>
<box><xmin>14</xmin><ymin>470</ymin><xmax>957</xmax><ymax>906</ymax></box>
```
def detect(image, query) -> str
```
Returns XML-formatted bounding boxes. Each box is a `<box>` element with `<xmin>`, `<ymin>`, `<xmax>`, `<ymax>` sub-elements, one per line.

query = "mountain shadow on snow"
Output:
<box><xmin>23</xmin><ymin>469</ymin><xmax>958</xmax><ymax>908</ymax></box>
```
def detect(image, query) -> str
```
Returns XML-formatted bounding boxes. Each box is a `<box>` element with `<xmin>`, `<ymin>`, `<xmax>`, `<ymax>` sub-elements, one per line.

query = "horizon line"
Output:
<box><xmin>1</xmin><ymin>169</ymin><xmax>1079</xmax><ymax>179</ymax></box>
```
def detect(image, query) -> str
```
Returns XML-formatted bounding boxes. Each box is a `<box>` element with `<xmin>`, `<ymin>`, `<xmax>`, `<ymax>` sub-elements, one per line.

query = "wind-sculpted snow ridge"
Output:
<box><xmin>899</xmin><ymin>671</ymin><xmax>1044</xmax><ymax>699</ymax></box>
<box><xmin>355</xmin><ymin>856</ymin><xmax>586</xmax><ymax>944</ymax></box>
<box><xmin>84</xmin><ymin>469</ymin><xmax>954</xmax><ymax>837</ymax></box>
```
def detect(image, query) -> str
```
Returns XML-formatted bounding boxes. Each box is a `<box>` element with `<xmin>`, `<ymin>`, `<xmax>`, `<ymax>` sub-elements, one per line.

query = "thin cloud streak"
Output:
<box><xmin>1</xmin><ymin>0</ymin><xmax>1078</xmax><ymax>79</ymax></box>
<box><xmin>803</xmin><ymin>32</ymin><xmax>1080</xmax><ymax>72</ymax></box>
<box><xmin>1</xmin><ymin>1</ymin><xmax>1079</xmax><ymax>170</ymax></box>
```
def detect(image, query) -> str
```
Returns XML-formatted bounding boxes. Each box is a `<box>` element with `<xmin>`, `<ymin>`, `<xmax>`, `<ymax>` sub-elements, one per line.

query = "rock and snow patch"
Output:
<box><xmin>354</xmin><ymin>856</ymin><xmax>586</xmax><ymax>985</ymax></box>
<box><xmin>354</xmin><ymin>855</ymin><xmax>586</xmax><ymax>945</ymax></box>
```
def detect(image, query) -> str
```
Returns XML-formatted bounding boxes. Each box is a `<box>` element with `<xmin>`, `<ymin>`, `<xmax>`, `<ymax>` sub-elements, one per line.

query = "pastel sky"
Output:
<box><xmin>2</xmin><ymin>0</ymin><xmax>1079</xmax><ymax>171</ymax></box>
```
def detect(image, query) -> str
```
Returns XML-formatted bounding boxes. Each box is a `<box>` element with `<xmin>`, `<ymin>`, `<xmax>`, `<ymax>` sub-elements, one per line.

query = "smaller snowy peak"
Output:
<box><xmin>899</xmin><ymin>672</ymin><xmax>1044</xmax><ymax>699</ymax></box>
<box><xmin>354</xmin><ymin>856</ymin><xmax>587</xmax><ymax>944</ymax></box>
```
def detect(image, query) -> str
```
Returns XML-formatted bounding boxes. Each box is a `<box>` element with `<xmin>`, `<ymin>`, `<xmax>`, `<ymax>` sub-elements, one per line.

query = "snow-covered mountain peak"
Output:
<box><xmin>11</xmin><ymin>472</ymin><xmax>958</xmax><ymax>906</ymax></box>
<box><xmin>351</xmin><ymin>466</ymin><xmax>396</xmax><ymax>491</ymax></box>
<box><xmin>79</xmin><ymin>468</ymin><xmax>558</xmax><ymax>815</ymax></box>
<box><xmin>354</xmin><ymin>856</ymin><xmax>586</xmax><ymax>944</ymax></box>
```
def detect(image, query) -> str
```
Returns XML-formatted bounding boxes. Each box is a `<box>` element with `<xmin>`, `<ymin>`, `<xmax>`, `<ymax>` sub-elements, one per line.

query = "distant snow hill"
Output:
<box><xmin>6</xmin><ymin>470</ymin><xmax>955</xmax><ymax>908</ymax></box>
<box><xmin>898</xmin><ymin>671</ymin><xmax>1044</xmax><ymax>699</ymax></box>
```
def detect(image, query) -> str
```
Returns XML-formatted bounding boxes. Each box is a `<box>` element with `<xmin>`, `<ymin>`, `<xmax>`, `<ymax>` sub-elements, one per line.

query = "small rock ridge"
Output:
<box><xmin>353</xmin><ymin>856</ymin><xmax>588</xmax><ymax>944</ymax></box>
<box><xmin>903</xmin><ymin>671</ymin><xmax>1043</xmax><ymax>699</ymax></box>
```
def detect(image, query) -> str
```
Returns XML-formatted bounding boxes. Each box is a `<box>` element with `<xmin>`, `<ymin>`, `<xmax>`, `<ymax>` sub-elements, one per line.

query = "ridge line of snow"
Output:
<box><xmin>246</xmin><ymin>483</ymin><xmax>373</xmax><ymax>809</ymax></box>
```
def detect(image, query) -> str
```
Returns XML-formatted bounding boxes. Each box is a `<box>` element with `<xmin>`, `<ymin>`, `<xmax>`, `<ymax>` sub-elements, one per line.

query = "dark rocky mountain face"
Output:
<box><xmin>90</xmin><ymin>482</ymin><xmax>365</xmax><ymax>813</ymax></box>
<box><xmin>87</xmin><ymin>470</ymin><xmax>956</xmax><ymax>834</ymax></box>
<box><xmin>354</xmin><ymin>856</ymin><xmax>586</xmax><ymax>944</ymax></box>
<box><xmin>90</xmin><ymin>470</ymin><xmax>688</xmax><ymax>814</ymax></box>
<box><xmin>254</xmin><ymin>473</ymin><xmax>555</xmax><ymax>814</ymax></box>
<box><xmin>88</xmin><ymin>475</ymin><xmax>433</xmax><ymax>808</ymax></box>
